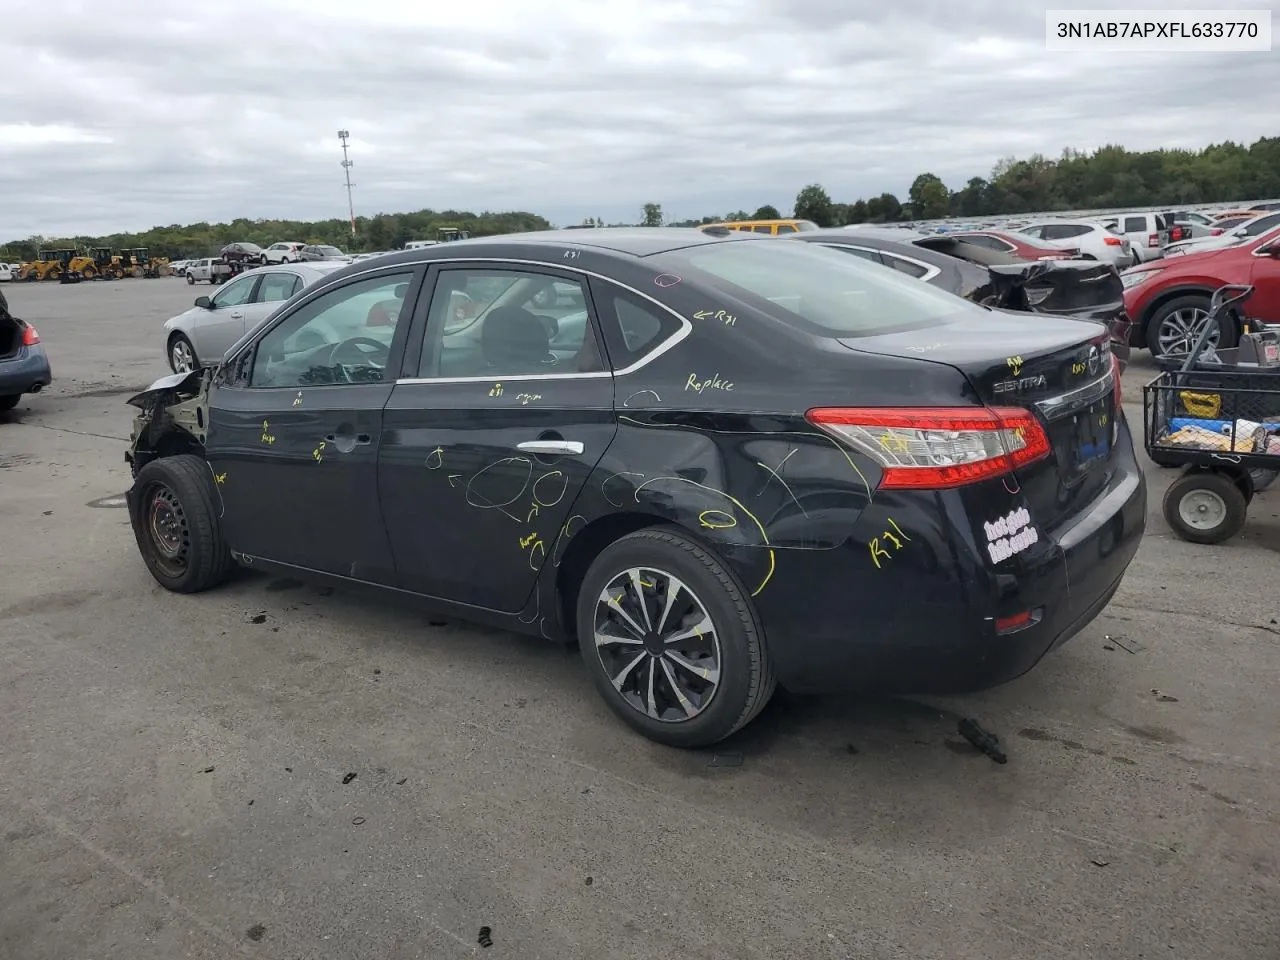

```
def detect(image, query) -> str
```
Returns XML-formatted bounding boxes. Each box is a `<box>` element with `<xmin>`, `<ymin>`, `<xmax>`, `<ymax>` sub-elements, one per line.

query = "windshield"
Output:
<box><xmin>659</xmin><ymin>238</ymin><xmax>973</xmax><ymax>337</ymax></box>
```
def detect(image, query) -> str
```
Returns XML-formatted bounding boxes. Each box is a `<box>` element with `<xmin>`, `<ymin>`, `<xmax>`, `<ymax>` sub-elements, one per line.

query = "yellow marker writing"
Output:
<box><xmin>519</xmin><ymin>532</ymin><xmax>539</xmax><ymax>549</ymax></box>
<box><xmin>869</xmin><ymin>539</ymin><xmax>892</xmax><ymax>569</ymax></box>
<box><xmin>698</xmin><ymin>509</ymin><xmax>737</xmax><ymax>530</ymax></box>
<box><xmin>214</xmin><ymin>472</ymin><xmax>227</xmax><ymax>485</ymax></box>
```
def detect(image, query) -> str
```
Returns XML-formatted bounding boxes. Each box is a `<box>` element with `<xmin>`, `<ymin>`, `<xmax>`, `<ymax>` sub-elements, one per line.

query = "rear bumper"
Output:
<box><xmin>749</xmin><ymin>418</ymin><xmax>1147</xmax><ymax>695</ymax></box>
<box><xmin>0</xmin><ymin>345</ymin><xmax>53</xmax><ymax>395</ymax></box>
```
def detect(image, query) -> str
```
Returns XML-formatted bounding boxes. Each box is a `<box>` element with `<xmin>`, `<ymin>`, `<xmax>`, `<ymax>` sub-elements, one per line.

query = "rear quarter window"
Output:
<box><xmin>658</xmin><ymin>238</ymin><xmax>973</xmax><ymax>338</ymax></box>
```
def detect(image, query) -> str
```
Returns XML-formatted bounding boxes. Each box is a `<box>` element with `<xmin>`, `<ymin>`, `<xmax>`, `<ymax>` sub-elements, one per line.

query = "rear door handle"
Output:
<box><xmin>325</xmin><ymin>432</ymin><xmax>372</xmax><ymax>447</ymax></box>
<box><xmin>517</xmin><ymin>440</ymin><xmax>583</xmax><ymax>456</ymax></box>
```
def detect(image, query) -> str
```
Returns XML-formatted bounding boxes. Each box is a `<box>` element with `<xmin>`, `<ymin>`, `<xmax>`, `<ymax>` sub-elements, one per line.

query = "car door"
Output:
<box><xmin>242</xmin><ymin>270</ymin><xmax>302</xmax><ymax>339</ymax></box>
<box><xmin>191</xmin><ymin>273</ymin><xmax>260</xmax><ymax>362</ymax></box>
<box><xmin>378</xmin><ymin>262</ymin><xmax>616</xmax><ymax>611</ymax></box>
<box><xmin>206</xmin><ymin>265</ymin><xmax>424</xmax><ymax>579</ymax></box>
<box><xmin>1249</xmin><ymin>237</ymin><xmax>1280</xmax><ymax>322</ymax></box>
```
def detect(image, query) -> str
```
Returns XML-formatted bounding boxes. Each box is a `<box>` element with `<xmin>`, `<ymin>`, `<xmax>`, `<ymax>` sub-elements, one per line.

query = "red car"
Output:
<box><xmin>1122</xmin><ymin>225</ymin><xmax>1280</xmax><ymax>358</ymax></box>
<box><xmin>948</xmin><ymin>230</ymin><xmax>1080</xmax><ymax>260</ymax></box>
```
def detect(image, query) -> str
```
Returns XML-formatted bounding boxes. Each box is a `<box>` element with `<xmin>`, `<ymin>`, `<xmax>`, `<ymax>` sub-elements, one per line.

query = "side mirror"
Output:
<box><xmin>194</xmin><ymin>296</ymin><xmax>212</xmax><ymax>309</ymax></box>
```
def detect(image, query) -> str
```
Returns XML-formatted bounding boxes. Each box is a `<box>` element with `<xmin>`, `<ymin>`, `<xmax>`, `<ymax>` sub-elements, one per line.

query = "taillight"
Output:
<box><xmin>21</xmin><ymin>324</ymin><xmax>40</xmax><ymax>346</ymax></box>
<box><xmin>1104</xmin><ymin>236</ymin><xmax>1123</xmax><ymax>246</ymax></box>
<box><xmin>804</xmin><ymin>406</ymin><xmax>1051</xmax><ymax>490</ymax></box>
<box><xmin>1148</xmin><ymin>232</ymin><xmax>1159</xmax><ymax>247</ymax></box>
<box><xmin>1170</xmin><ymin>226</ymin><xmax>1185</xmax><ymax>242</ymax></box>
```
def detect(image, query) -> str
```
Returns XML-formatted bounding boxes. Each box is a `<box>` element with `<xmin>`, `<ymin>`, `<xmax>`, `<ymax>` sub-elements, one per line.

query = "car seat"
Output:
<box><xmin>481</xmin><ymin>306</ymin><xmax>556</xmax><ymax>371</ymax></box>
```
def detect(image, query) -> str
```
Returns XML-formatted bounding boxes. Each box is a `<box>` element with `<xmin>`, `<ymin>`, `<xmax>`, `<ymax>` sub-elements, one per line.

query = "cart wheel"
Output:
<box><xmin>1250</xmin><ymin>468</ymin><xmax>1278</xmax><ymax>493</ymax></box>
<box><xmin>1162</xmin><ymin>470</ymin><xmax>1247</xmax><ymax>544</ymax></box>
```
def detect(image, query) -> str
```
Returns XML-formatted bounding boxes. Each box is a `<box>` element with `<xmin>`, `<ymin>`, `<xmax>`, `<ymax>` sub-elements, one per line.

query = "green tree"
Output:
<box><xmin>849</xmin><ymin>199</ymin><xmax>868</xmax><ymax>223</ymax></box>
<box><xmin>753</xmin><ymin>204</ymin><xmax>781</xmax><ymax>219</ymax></box>
<box><xmin>908</xmin><ymin>173</ymin><xmax>950</xmax><ymax>219</ymax></box>
<box><xmin>641</xmin><ymin>203</ymin><xmax>663</xmax><ymax>227</ymax></box>
<box><xmin>793</xmin><ymin>184</ymin><xmax>835</xmax><ymax>226</ymax></box>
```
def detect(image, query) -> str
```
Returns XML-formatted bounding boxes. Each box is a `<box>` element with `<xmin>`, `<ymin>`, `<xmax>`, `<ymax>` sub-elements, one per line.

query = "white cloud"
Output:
<box><xmin>0</xmin><ymin>0</ymin><xmax>1276</xmax><ymax>238</ymax></box>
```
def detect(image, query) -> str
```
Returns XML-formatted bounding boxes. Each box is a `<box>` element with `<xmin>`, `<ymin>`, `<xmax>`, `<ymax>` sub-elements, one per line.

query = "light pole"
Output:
<box><xmin>338</xmin><ymin>130</ymin><xmax>356</xmax><ymax>240</ymax></box>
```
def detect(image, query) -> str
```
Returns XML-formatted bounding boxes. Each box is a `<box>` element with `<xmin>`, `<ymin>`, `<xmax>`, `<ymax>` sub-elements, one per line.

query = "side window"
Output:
<box><xmin>1244</xmin><ymin>213</ymin><xmax>1280</xmax><ymax>236</ymax></box>
<box><xmin>776</xmin><ymin>224</ymin><xmax>797</xmax><ymax>234</ymax></box>
<box><xmin>250</xmin><ymin>272</ymin><xmax>414</xmax><ymax>388</ymax></box>
<box><xmin>1123</xmin><ymin>216</ymin><xmax>1146</xmax><ymax>233</ymax></box>
<box><xmin>417</xmin><ymin>269</ymin><xmax>598</xmax><ymax>379</ymax></box>
<box><xmin>959</xmin><ymin>234</ymin><xmax>1004</xmax><ymax>250</ymax></box>
<box><xmin>210</xmin><ymin>275</ymin><xmax>257</xmax><ymax>308</ymax></box>
<box><xmin>825</xmin><ymin>244</ymin><xmax>883</xmax><ymax>264</ymax></box>
<box><xmin>884</xmin><ymin>255</ymin><xmax>930</xmax><ymax>279</ymax></box>
<box><xmin>256</xmin><ymin>272</ymin><xmax>301</xmax><ymax>303</ymax></box>
<box><xmin>589</xmin><ymin>282</ymin><xmax>683</xmax><ymax>369</ymax></box>
<box><xmin>1020</xmin><ymin>225</ymin><xmax>1045</xmax><ymax>239</ymax></box>
<box><xmin>753</xmin><ymin>225</ymin><xmax>774</xmax><ymax>234</ymax></box>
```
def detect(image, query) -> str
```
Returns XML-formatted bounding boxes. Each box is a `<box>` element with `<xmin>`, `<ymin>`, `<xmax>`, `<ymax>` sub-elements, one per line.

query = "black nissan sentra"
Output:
<box><xmin>124</xmin><ymin>228</ymin><xmax>1146</xmax><ymax>748</ymax></box>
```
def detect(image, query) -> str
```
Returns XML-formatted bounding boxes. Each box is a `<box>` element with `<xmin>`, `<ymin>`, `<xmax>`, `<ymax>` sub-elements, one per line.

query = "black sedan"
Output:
<box><xmin>123</xmin><ymin>229</ymin><xmax>1146</xmax><ymax>748</ymax></box>
<box><xmin>792</xmin><ymin>229</ymin><xmax>1133</xmax><ymax>366</ymax></box>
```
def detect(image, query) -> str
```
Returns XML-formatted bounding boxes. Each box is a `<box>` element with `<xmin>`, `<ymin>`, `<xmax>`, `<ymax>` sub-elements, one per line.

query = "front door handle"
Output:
<box><xmin>517</xmin><ymin>440</ymin><xmax>583</xmax><ymax>456</ymax></box>
<box><xmin>230</xmin><ymin>311</ymin><xmax>244</xmax><ymax>319</ymax></box>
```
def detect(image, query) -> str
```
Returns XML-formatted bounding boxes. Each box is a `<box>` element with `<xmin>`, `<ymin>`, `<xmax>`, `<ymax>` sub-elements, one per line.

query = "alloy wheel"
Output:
<box><xmin>170</xmin><ymin>338</ymin><xmax>195</xmax><ymax>372</ymax></box>
<box><xmin>593</xmin><ymin>567</ymin><xmax>722</xmax><ymax>722</ymax></box>
<box><xmin>1158</xmin><ymin>306</ymin><xmax>1214</xmax><ymax>356</ymax></box>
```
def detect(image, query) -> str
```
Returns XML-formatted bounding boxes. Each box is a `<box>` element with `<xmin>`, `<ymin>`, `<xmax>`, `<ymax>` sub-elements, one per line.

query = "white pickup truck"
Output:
<box><xmin>184</xmin><ymin>257</ymin><xmax>233</xmax><ymax>285</ymax></box>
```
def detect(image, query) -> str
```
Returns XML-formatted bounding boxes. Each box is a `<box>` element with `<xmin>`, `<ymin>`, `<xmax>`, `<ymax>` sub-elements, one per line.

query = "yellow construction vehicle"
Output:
<box><xmin>18</xmin><ymin>249</ymin><xmax>78</xmax><ymax>281</ymax></box>
<box><xmin>80</xmin><ymin>247</ymin><xmax>125</xmax><ymax>280</ymax></box>
<box><xmin>118</xmin><ymin>248</ymin><xmax>172</xmax><ymax>278</ymax></box>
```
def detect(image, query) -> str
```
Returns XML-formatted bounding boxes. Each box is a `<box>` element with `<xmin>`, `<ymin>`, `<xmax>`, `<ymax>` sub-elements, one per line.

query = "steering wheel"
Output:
<box><xmin>327</xmin><ymin>336</ymin><xmax>390</xmax><ymax>380</ymax></box>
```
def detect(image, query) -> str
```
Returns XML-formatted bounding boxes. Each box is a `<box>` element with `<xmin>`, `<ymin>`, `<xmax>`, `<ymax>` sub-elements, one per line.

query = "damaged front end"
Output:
<box><xmin>978</xmin><ymin>260</ymin><xmax>1132</xmax><ymax>369</ymax></box>
<box><xmin>125</xmin><ymin>368</ymin><xmax>213</xmax><ymax>476</ymax></box>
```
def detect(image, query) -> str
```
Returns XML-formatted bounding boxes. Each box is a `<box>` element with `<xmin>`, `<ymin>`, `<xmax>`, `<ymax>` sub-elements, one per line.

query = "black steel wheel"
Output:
<box><xmin>128</xmin><ymin>454</ymin><xmax>233</xmax><ymax>592</ymax></box>
<box><xmin>1162</xmin><ymin>469</ymin><xmax>1247</xmax><ymax>545</ymax></box>
<box><xmin>577</xmin><ymin>527</ymin><xmax>775</xmax><ymax>748</ymax></box>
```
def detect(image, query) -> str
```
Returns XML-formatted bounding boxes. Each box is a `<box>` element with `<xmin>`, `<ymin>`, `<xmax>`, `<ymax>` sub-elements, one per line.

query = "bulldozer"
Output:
<box><xmin>437</xmin><ymin>226</ymin><xmax>470</xmax><ymax>242</ymax></box>
<box><xmin>18</xmin><ymin>248</ymin><xmax>78</xmax><ymax>281</ymax></box>
<box><xmin>118</xmin><ymin>248</ymin><xmax>172</xmax><ymax>278</ymax></box>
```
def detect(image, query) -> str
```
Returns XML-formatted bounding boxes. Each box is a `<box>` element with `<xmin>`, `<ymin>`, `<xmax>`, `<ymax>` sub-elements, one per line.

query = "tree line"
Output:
<box><xmin>0</xmin><ymin>209</ymin><xmax>553</xmax><ymax>263</ymax></box>
<box><xmin>5</xmin><ymin>135</ymin><xmax>1277</xmax><ymax>261</ymax></box>
<box><xmin>661</xmin><ymin>135</ymin><xmax>1280</xmax><ymax>228</ymax></box>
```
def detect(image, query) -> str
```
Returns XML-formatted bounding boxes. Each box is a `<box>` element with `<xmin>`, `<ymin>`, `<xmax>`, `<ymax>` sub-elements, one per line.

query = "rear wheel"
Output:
<box><xmin>1162</xmin><ymin>469</ymin><xmax>1247</xmax><ymax>544</ymax></box>
<box><xmin>128</xmin><ymin>454</ymin><xmax>233</xmax><ymax>593</ymax></box>
<box><xmin>0</xmin><ymin>394</ymin><xmax>21</xmax><ymax>412</ymax></box>
<box><xmin>186</xmin><ymin>272</ymin><xmax>195</xmax><ymax>285</ymax></box>
<box><xmin>1250</xmin><ymin>468</ymin><xmax>1278</xmax><ymax>493</ymax></box>
<box><xmin>576</xmin><ymin>527</ymin><xmax>775</xmax><ymax>748</ymax></box>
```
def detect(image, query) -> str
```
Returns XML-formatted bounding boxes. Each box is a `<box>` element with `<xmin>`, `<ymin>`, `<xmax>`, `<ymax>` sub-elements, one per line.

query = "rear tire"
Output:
<box><xmin>1162</xmin><ymin>469</ymin><xmax>1247</xmax><ymax>544</ymax></box>
<box><xmin>0</xmin><ymin>394</ymin><xmax>21</xmax><ymax>412</ymax></box>
<box><xmin>1250</xmin><ymin>468</ymin><xmax>1278</xmax><ymax>493</ymax></box>
<box><xmin>576</xmin><ymin>526</ymin><xmax>776</xmax><ymax>748</ymax></box>
<box><xmin>128</xmin><ymin>454</ymin><xmax>233</xmax><ymax>593</ymax></box>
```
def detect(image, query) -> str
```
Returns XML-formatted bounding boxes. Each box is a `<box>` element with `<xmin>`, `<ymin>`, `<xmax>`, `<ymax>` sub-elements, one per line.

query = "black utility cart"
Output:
<box><xmin>1144</xmin><ymin>284</ymin><xmax>1280</xmax><ymax>543</ymax></box>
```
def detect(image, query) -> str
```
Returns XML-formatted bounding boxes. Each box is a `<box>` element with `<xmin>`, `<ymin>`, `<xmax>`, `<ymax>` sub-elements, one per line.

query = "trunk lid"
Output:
<box><xmin>839</xmin><ymin>311</ymin><xmax>1119</xmax><ymax>531</ymax></box>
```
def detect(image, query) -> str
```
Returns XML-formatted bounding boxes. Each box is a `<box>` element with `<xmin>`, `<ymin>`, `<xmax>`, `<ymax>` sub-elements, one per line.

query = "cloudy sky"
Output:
<box><xmin>3</xmin><ymin>0</ymin><xmax>1277</xmax><ymax>238</ymax></box>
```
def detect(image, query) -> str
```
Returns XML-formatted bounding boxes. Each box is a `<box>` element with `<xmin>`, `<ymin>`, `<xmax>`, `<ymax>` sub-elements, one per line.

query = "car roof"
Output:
<box><xmin>338</xmin><ymin>227</ymin><xmax>760</xmax><ymax>269</ymax></box>
<box><xmin>824</xmin><ymin>227</ymin><xmax>928</xmax><ymax>241</ymax></box>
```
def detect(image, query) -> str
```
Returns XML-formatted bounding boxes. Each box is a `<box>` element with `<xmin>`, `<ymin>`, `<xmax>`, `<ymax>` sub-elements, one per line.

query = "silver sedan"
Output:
<box><xmin>162</xmin><ymin>262</ymin><xmax>347</xmax><ymax>373</ymax></box>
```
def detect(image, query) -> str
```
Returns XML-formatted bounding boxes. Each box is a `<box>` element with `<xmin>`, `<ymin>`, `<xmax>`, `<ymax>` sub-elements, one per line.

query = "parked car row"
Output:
<box><xmin>127</xmin><ymin>227</ymin><xmax>1144</xmax><ymax>748</ymax></box>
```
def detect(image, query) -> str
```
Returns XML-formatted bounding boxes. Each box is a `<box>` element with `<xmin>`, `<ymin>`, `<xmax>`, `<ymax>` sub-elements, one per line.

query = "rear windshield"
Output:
<box><xmin>658</xmin><ymin>238</ymin><xmax>975</xmax><ymax>337</ymax></box>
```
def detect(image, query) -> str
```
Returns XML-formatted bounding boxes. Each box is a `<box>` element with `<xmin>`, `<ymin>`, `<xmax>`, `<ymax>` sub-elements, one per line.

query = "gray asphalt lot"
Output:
<box><xmin>1</xmin><ymin>279</ymin><xmax>1277</xmax><ymax>960</ymax></box>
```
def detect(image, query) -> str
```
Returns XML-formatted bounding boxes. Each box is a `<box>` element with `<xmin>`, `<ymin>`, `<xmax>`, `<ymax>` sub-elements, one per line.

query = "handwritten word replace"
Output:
<box><xmin>685</xmin><ymin>372</ymin><xmax>734</xmax><ymax>393</ymax></box>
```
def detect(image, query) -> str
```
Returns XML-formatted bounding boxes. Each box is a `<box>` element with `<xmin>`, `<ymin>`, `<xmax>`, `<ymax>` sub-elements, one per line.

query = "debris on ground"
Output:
<box><xmin>342</xmin><ymin>772</ymin><xmax>357</xmax><ymax>784</ymax></box>
<box><xmin>1091</xmin><ymin>858</ymin><xmax>1110</xmax><ymax>868</ymax></box>
<box><xmin>199</xmin><ymin>766</ymin><xmax>215</xmax><ymax>773</ymax></box>
<box><xmin>478</xmin><ymin>926</ymin><xmax>493</xmax><ymax>948</ymax></box>
<box><xmin>957</xmin><ymin>718</ymin><xmax>1007</xmax><ymax>764</ymax></box>
<box><xmin>351</xmin><ymin>816</ymin><xmax>366</xmax><ymax>825</ymax></box>
<box><xmin>1106</xmin><ymin>634</ymin><xmax>1145</xmax><ymax>654</ymax></box>
<box><xmin>396</xmin><ymin>777</ymin><xmax>408</xmax><ymax>785</ymax></box>
<box><xmin>708</xmin><ymin>751</ymin><xmax>743</xmax><ymax>768</ymax></box>
<box><xmin>1151</xmin><ymin>689</ymin><xmax>1180</xmax><ymax>702</ymax></box>
<box><xmin>246</xmin><ymin>923</ymin><xmax>266</xmax><ymax>941</ymax></box>
<box><xmin>246</xmin><ymin>612</ymin><xmax>267</xmax><ymax>624</ymax></box>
